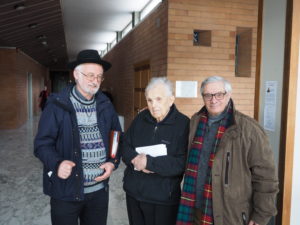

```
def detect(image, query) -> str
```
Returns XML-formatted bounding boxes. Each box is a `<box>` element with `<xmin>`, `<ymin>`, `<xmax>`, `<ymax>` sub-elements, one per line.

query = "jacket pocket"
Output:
<box><xmin>225</xmin><ymin>151</ymin><xmax>230</xmax><ymax>185</ymax></box>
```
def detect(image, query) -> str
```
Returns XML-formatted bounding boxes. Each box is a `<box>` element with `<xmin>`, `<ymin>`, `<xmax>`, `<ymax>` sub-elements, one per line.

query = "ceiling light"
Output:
<box><xmin>14</xmin><ymin>3</ymin><xmax>26</xmax><ymax>11</ymax></box>
<box><xmin>36</xmin><ymin>35</ymin><xmax>47</xmax><ymax>40</ymax></box>
<box><xmin>28</xmin><ymin>23</ymin><xmax>38</xmax><ymax>29</ymax></box>
<box><xmin>41</xmin><ymin>41</ymin><xmax>48</xmax><ymax>46</ymax></box>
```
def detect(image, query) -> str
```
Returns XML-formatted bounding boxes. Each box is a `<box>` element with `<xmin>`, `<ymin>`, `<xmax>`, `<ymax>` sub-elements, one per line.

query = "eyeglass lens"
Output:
<box><xmin>203</xmin><ymin>92</ymin><xmax>226</xmax><ymax>100</ymax></box>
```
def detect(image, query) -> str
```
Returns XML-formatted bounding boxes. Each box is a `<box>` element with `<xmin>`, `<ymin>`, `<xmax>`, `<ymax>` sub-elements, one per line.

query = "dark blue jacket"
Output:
<box><xmin>34</xmin><ymin>85</ymin><xmax>122</xmax><ymax>201</ymax></box>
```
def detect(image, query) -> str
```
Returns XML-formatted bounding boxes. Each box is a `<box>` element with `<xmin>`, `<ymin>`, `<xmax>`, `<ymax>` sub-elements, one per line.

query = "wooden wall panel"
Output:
<box><xmin>168</xmin><ymin>0</ymin><xmax>258</xmax><ymax>118</ymax></box>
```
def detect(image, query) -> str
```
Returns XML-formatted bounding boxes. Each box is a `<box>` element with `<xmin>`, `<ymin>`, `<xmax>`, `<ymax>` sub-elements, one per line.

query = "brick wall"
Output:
<box><xmin>104</xmin><ymin>0</ymin><xmax>258</xmax><ymax>129</ymax></box>
<box><xmin>103</xmin><ymin>2</ymin><xmax>168</xmax><ymax>130</ymax></box>
<box><xmin>168</xmin><ymin>0</ymin><xmax>258</xmax><ymax>117</ymax></box>
<box><xmin>0</xmin><ymin>48</ymin><xmax>47</xmax><ymax>129</ymax></box>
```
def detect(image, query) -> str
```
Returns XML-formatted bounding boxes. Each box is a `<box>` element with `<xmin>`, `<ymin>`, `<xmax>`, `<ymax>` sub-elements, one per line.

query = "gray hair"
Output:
<box><xmin>145</xmin><ymin>77</ymin><xmax>174</xmax><ymax>97</ymax></box>
<box><xmin>200</xmin><ymin>76</ymin><xmax>232</xmax><ymax>94</ymax></box>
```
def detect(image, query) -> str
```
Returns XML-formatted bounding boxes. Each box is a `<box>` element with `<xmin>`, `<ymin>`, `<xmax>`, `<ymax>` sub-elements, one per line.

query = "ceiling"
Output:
<box><xmin>0</xmin><ymin>0</ymin><xmax>151</xmax><ymax>70</ymax></box>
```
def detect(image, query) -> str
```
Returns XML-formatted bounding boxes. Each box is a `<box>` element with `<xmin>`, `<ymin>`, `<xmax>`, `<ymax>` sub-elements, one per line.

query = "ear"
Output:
<box><xmin>227</xmin><ymin>91</ymin><xmax>232</xmax><ymax>99</ymax></box>
<box><xmin>73</xmin><ymin>70</ymin><xmax>79</xmax><ymax>80</ymax></box>
<box><xmin>169</xmin><ymin>95</ymin><xmax>175</xmax><ymax>106</ymax></box>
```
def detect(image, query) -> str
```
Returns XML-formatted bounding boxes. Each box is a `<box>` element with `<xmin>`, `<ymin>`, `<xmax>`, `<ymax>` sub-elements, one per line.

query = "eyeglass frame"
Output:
<box><xmin>77</xmin><ymin>70</ymin><xmax>104</xmax><ymax>82</ymax></box>
<box><xmin>202</xmin><ymin>91</ymin><xmax>227</xmax><ymax>101</ymax></box>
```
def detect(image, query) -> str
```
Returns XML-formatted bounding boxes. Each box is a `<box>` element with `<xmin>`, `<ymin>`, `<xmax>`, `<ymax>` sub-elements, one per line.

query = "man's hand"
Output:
<box><xmin>57</xmin><ymin>160</ymin><xmax>76</xmax><ymax>179</ymax></box>
<box><xmin>248</xmin><ymin>220</ymin><xmax>259</xmax><ymax>225</ymax></box>
<box><xmin>142</xmin><ymin>169</ymin><xmax>154</xmax><ymax>174</ymax></box>
<box><xmin>131</xmin><ymin>154</ymin><xmax>147</xmax><ymax>171</ymax></box>
<box><xmin>94</xmin><ymin>162</ymin><xmax>115</xmax><ymax>182</ymax></box>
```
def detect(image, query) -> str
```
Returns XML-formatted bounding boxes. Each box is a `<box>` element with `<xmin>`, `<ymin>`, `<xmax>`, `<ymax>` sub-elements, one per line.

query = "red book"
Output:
<box><xmin>109</xmin><ymin>130</ymin><xmax>120</xmax><ymax>158</ymax></box>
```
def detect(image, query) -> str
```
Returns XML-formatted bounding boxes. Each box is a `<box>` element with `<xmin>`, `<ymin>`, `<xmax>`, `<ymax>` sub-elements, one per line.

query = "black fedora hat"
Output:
<box><xmin>68</xmin><ymin>49</ymin><xmax>112</xmax><ymax>71</ymax></box>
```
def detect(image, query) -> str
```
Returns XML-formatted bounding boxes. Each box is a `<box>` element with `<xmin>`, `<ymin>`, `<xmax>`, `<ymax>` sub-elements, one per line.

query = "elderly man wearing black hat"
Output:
<box><xmin>34</xmin><ymin>49</ymin><xmax>122</xmax><ymax>225</ymax></box>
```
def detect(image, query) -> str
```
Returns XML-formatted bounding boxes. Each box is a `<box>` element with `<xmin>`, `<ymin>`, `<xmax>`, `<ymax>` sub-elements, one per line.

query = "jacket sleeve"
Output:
<box><xmin>146</xmin><ymin>119</ymin><xmax>189</xmax><ymax>177</ymax></box>
<box><xmin>248</xmin><ymin>125</ymin><xmax>279</xmax><ymax>225</ymax></box>
<box><xmin>121</xmin><ymin>119</ymin><xmax>139</xmax><ymax>169</ymax></box>
<box><xmin>34</xmin><ymin>104</ymin><xmax>63</xmax><ymax>173</ymax></box>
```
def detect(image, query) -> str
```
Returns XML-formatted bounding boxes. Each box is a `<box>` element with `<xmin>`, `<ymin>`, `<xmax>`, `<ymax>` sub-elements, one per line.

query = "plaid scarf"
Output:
<box><xmin>176</xmin><ymin>102</ymin><xmax>233</xmax><ymax>225</ymax></box>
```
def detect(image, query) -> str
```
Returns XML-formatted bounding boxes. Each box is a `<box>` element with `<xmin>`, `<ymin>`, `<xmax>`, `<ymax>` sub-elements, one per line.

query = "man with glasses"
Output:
<box><xmin>177</xmin><ymin>76</ymin><xmax>278</xmax><ymax>225</ymax></box>
<box><xmin>34</xmin><ymin>49</ymin><xmax>122</xmax><ymax>225</ymax></box>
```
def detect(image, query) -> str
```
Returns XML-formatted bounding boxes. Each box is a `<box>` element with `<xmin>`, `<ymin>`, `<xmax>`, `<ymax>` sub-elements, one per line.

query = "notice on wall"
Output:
<box><xmin>263</xmin><ymin>81</ymin><xmax>277</xmax><ymax>131</ymax></box>
<box><xmin>175</xmin><ymin>81</ymin><xmax>198</xmax><ymax>98</ymax></box>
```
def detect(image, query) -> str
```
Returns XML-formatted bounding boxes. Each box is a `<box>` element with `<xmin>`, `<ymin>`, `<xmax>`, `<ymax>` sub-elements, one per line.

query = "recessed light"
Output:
<box><xmin>14</xmin><ymin>3</ymin><xmax>26</xmax><ymax>11</ymax></box>
<box><xmin>28</xmin><ymin>23</ymin><xmax>38</xmax><ymax>29</ymax></box>
<box><xmin>36</xmin><ymin>35</ymin><xmax>47</xmax><ymax>40</ymax></box>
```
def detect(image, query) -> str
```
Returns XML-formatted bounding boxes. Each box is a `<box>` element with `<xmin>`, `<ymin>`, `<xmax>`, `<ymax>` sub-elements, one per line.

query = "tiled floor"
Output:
<box><xmin>0</xmin><ymin>116</ymin><xmax>128</xmax><ymax>225</ymax></box>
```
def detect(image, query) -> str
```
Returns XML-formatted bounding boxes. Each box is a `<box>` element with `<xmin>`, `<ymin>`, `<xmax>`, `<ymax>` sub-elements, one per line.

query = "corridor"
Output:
<box><xmin>0</xmin><ymin>116</ymin><xmax>128</xmax><ymax>225</ymax></box>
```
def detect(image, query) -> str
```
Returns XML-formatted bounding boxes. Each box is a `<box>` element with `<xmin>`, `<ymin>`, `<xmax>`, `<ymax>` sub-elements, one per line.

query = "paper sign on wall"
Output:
<box><xmin>175</xmin><ymin>81</ymin><xmax>198</xmax><ymax>98</ymax></box>
<box><xmin>263</xmin><ymin>81</ymin><xmax>277</xmax><ymax>131</ymax></box>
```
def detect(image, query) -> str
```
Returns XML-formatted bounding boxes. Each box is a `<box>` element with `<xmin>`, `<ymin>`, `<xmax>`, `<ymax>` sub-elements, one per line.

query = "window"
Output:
<box><xmin>193</xmin><ymin>30</ymin><xmax>211</xmax><ymax>46</ymax></box>
<box><xmin>235</xmin><ymin>27</ymin><xmax>252</xmax><ymax>77</ymax></box>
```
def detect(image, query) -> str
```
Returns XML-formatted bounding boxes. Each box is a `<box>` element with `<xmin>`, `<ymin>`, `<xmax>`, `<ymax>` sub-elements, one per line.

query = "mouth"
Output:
<box><xmin>88</xmin><ymin>83</ymin><xmax>98</xmax><ymax>88</ymax></box>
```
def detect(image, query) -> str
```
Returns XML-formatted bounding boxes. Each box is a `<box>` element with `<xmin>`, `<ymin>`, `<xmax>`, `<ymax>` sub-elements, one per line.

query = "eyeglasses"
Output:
<box><xmin>202</xmin><ymin>92</ymin><xmax>227</xmax><ymax>101</ymax></box>
<box><xmin>77</xmin><ymin>70</ymin><xmax>104</xmax><ymax>81</ymax></box>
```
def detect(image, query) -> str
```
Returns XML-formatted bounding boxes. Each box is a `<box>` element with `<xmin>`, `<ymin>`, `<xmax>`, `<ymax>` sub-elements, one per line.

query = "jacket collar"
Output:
<box><xmin>48</xmin><ymin>84</ymin><xmax>110</xmax><ymax>112</ymax></box>
<box><xmin>196</xmin><ymin>99</ymin><xmax>240</xmax><ymax>138</ymax></box>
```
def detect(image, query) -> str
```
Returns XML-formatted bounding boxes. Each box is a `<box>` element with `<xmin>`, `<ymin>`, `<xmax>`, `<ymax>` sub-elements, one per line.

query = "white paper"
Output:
<box><xmin>175</xmin><ymin>81</ymin><xmax>198</xmax><ymax>98</ymax></box>
<box><xmin>136</xmin><ymin>144</ymin><xmax>167</xmax><ymax>157</ymax></box>
<box><xmin>264</xmin><ymin>105</ymin><xmax>276</xmax><ymax>131</ymax></box>
<box><xmin>263</xmin><ymin>81</ymin><xmax>277</xmax><ymax>131</ymax></box>
<box><xmin>265</xmin><ymin>81</ymin><xmax>277</xmax><ymax>105</ymax></box>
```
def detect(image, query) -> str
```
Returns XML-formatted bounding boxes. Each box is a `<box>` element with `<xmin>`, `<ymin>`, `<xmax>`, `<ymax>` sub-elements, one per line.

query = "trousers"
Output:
<box><xmin>50</xmin><ymin>187</ymin><xmax>109</xmax><ymax>225</ymax></box>
<box><xmin>126</xmin><ymin>194</ymin><xmax>179</xmax><ymax>225</ymax></box>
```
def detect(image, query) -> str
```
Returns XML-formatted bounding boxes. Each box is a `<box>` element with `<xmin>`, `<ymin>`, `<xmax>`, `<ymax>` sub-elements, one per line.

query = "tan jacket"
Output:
<box><xmin>189</xmin><ymin>105</ymin><xmax>279</xmax><ymax>225</ymax></box>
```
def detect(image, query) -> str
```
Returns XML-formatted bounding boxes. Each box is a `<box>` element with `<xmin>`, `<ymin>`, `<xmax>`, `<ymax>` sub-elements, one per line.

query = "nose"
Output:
<box><xmin>152</xmin><ymin>100</ymin><xmax>158</xmax><ymax>108</ymax></box>
<box><xmin>210</xmin><ymin>95</ymin><xmax>218</xmax><ymax>103</ymax></box>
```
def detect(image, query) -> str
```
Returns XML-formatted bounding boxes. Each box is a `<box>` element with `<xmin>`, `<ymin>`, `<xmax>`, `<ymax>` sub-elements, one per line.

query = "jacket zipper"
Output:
<box><xmin>242</xmin><ymin>212</ymin><xmax>247</xmax><ymax>225</ymax></box>
<box><xmin>152</xmin><ymin>125</ymin><xmax>158</xmax><ymax>141</ymax></box>
<box><xmin>225</xmin><ymin>152</ymin><xmax>230</xmax><ymax>185</ymax></box>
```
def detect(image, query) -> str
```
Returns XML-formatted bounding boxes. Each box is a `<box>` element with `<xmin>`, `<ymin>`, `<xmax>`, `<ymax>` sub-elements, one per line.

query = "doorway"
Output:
<box><xmin>27</xmin><ymin>72</ymin><xmax>33</xmax><ymax>119</ymax></box>
<box><xmin>134</xmin><ymin>63</ymin><xmax>150</xmax><ymax>116</ymax></box>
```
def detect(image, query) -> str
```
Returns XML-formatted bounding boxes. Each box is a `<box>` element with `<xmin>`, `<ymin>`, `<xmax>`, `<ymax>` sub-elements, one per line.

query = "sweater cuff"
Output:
<box><xmin>145</xmin><ymin>155</ymin><xmax>154</xmax><ymax>171</ymax></box>
<box><xmin>108</xmin><ymin>158</ymin><xmax>120</xmax><ymax>169</ymax></box>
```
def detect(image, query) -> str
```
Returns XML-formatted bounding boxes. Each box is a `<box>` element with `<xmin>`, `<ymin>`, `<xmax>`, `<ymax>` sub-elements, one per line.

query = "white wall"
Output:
<box><xmin>259</xmin><ymin>0</ymin><xmax>287</xmax><ymax>165</ymax></box>
<box><xmin>260</xmin><ymin>1</ymin><xmax>287</xmax><ymax>224</ymax></box>
<box><xmin>290</xmin><ymin>42</ymin><xmax>300</xmax><ymax>225</ymax></box>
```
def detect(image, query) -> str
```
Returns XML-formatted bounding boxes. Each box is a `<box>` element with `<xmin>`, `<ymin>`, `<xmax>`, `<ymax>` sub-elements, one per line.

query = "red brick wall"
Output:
<box><xmin>0</xmin><ymin>48</ymin><xmax>48</xmax><ymax>129</ymax></box>
<box><xmin>167</xmin><ymin>0</ymin><xmax>258</xmax><ymax>117</ymax></box>
<box><xmin>103</xmin><ymin>2</ymin><xmax>168</xmax><ymax>130</ymax></box>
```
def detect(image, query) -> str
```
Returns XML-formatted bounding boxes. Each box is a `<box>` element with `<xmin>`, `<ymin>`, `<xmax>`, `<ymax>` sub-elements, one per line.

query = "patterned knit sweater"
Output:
<box><xmin>70</xmin><ymin>87</ymin><xmax>106</xmax><ymax>194</ymax></box>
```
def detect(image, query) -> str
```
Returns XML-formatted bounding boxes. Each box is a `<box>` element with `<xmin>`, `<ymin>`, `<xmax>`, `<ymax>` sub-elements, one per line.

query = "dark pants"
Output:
<box><xmin>126</xmin><ymin>194</ymin><xmax>178</xmax><ymax>225</ymax></box>
<box><xmin>50</xmin><ymin>188</ymin><xmax>109</xmax><ymax>225</ymax></box>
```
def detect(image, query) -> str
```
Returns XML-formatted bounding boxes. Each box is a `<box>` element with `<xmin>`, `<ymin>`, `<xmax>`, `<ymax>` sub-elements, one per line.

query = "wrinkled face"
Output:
<box><xmin>74</xmin><ymin>63</ymin><xmax>104</xmax><ymax>100</ymax></box>
<box><xmin>146</xmin><ymin>84</ymin><xmax>175</xmax><ymax>122</ymax></box>
<box><xmin>202</xmin><ymin>81</ymin><xmax>231</xmax><ymax>116</ymax></box>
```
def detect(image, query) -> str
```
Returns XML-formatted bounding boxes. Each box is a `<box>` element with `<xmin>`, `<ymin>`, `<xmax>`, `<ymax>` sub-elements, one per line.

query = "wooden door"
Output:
<box><xmin>134</xmin><ymin>64</ymin><xmax>150</xmax><ymax>116</ymax></box>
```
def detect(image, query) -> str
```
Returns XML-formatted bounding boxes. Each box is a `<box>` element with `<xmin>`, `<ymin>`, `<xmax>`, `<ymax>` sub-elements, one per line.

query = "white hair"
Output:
<box><xmin>200</xmin><ymin>76</ymin><xmax>232</xmax><ymax>94</ymax></box>
<box><xmin>145</xmin><ymin>77</ymin><xmax>173</xmax><ymax>97</ymax></box>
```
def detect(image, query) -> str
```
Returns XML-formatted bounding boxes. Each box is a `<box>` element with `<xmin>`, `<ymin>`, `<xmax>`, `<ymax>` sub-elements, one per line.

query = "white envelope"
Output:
<box><xmin>136</xmin><ymin>144</ymin><xmax>167</xmax><ymax>157</ymax></box>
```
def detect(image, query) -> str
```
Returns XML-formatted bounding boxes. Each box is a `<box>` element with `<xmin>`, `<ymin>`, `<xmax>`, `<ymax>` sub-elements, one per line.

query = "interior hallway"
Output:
<box><xmin>0</xmin><ymin>116</ymin><xmax>129</xmax><ymax>225</ymax></box>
